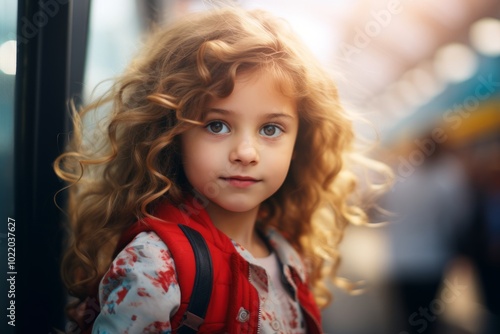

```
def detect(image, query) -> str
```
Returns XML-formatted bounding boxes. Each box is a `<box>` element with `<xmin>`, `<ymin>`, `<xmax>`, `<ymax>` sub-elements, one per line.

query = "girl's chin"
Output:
<box><xmin>208</xmin><ymin>198</ymin><xmax>262</xmax><ymax>214</ymax></box>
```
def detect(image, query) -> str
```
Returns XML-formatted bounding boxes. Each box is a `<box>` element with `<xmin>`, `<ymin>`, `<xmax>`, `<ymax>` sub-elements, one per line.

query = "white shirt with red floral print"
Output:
<box><xmin>93</xmin><ymin>228</ymin><xmax>308</xmax><ymax>334</ymax></box>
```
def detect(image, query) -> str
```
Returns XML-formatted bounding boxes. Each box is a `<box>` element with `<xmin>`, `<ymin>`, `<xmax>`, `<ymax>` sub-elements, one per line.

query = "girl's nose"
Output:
<box><xmin>229</xmin><ymin>138</ymin><xmax>260</xmax><ymax>165</ymax></box>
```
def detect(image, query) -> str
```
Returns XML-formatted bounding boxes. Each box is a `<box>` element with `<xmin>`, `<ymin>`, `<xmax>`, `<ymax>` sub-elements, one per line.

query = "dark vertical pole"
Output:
<box><xmin>12</xmin><ymin>0</ymin><xmax>89</xmax><ymax>332</ymax></box>
<box><xmin>69</xmin><ymin>0</ymin><xmax>91</xmax><ymax>103</ymax></box>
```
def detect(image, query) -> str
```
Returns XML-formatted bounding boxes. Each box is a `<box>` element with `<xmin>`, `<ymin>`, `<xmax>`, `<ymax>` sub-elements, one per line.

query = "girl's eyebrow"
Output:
<box><xmin>206</xmin><ymin>108</ymin><xmax>296</xmax><ymax>120</ymax></box>
<box><xmin>205</xmin><ymin>108</ymin><xmax>231</xmax><ymax>116</ymax></box>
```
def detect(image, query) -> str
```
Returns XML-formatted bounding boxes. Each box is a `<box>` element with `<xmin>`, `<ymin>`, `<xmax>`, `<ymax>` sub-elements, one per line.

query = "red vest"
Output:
<box><xmin>115</xmin><ymin>201</ymin><xmax>323</xmax><ymax>333</ymax></box>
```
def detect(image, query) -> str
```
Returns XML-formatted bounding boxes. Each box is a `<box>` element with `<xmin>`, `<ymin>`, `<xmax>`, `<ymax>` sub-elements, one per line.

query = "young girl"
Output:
<box><xmin>55</xmin><ymin>6</ymin><xmax>383</xmax><ymax>333</ymax></box>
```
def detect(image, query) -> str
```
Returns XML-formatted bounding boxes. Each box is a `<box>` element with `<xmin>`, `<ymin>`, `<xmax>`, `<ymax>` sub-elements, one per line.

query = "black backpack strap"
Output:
<box><xmin>177</xmin><ymin>225</ymin><xmax>213</xmax><ymax>333</ymax></box>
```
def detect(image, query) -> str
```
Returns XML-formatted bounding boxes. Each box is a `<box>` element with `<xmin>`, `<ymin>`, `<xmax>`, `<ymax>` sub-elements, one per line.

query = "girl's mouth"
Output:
<box><xmin>220</xmin><ymin>176</ymin><xmax>261</xmax><ymax>188</ymax></box>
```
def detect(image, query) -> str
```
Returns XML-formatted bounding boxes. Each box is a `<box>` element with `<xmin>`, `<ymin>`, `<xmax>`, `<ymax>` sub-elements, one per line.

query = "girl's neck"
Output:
<box><xmin>205</xmin><ymin>203</ymin><xmax>269</xmax><ymax>258</ymax></box>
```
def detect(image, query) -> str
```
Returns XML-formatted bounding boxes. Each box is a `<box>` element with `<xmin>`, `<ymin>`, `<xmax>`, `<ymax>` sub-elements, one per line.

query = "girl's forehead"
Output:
<box><xmin>200</xmin><ymin>70</ymin><xmax>298</xmax><ymax>120</ymax></box>
<box><xmin>238</xmin><ymin>68</ymin><xmax>298</xmax><ymax>100</ymax></box>
<box><xmin>210</xmin><ymin>71</ymin><xmax>297</xmax><ymax>109</ymax></box>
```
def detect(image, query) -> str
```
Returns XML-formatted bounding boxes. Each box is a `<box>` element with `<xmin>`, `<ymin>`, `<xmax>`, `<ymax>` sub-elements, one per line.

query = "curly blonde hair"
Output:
<box><xmin>55</xmin><ymin>6</ymin><xmax>388</xmax><ymax>309</ymax></box>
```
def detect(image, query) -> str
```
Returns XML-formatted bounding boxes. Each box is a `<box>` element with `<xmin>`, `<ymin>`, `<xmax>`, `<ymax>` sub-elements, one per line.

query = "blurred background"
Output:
<box><xmin>1</xmin><ymin>0</ymin><xmax>499</xmax><ymax>333</ymax></box>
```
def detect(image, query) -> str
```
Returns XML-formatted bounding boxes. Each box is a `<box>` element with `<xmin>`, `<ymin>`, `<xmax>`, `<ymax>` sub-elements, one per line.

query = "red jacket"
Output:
<box><xmin>115</xmin><ymin>200</ymin><xmax>322</xmax><ymax>333</ymax></box>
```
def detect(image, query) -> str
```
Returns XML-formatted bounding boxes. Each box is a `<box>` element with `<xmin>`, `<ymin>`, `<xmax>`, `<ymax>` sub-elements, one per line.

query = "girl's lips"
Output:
<box><xmin>221</xmin><ymin>176</ymin><xmax>260</xmax><ymax>188</ymax></box>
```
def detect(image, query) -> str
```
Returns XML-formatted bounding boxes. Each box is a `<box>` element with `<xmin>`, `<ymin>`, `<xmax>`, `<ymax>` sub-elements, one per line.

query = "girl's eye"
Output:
<box><xmin>260</xmin><ymin>125</ymin><xmax>283</xmax><ymax>138</ymax></box>
<box><xmin>205</xmin><ymin>121</ymin><xmax>230</xmax><ymax>134</ymax></box>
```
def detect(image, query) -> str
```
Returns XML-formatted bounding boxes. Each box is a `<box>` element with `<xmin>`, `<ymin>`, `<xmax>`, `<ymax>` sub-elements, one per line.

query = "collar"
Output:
<box><xmin>263</xmin><ymin>227</ymin><xmax>307</xmax><ymax>282</ymax></box>
<box><xmin>231</xmin><ymin>226</ymin><xmax>307</xmax><ymax>283</ymax></box>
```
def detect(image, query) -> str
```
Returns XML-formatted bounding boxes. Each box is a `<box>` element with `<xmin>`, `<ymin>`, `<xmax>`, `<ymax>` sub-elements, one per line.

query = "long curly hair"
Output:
<box><xmin>55</xmin><ymin>6</ymin><xmax>389</xmax><ymax>309</ymax></box>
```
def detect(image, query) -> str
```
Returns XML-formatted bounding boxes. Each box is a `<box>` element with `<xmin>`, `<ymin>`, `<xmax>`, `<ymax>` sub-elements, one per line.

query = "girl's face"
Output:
<box><xmin>181</xmin><ymin>71</ymin><xmax>298</xmax><ymax>214</ymax></box>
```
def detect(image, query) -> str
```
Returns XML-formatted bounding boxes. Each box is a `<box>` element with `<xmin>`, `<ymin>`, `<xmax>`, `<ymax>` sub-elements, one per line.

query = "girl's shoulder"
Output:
<box><xmin>126</xmin><ymin>230</ymin><xmax>168</xmax><ymax>250</ymax></box>
<box><xmin>101</xmin><ymin>231</ymin><xmax>179</xmax><ymax>296</ymax></box>
<box><xmin>110</xmin><ymin>231</ymin><xmax>173</xmax><ymax>272</ymax></box>
<box><xmin>95</xmin><ymin>231</ymin><xmax>181</xmax><ymax>332</ymax></box>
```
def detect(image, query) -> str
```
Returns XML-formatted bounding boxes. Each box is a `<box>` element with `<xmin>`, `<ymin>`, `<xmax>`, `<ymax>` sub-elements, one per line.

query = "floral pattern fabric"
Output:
<box><xmin>93</xmin><ymin>228</ymin><xmax>307</xmax><ymax>334</ymax></box>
